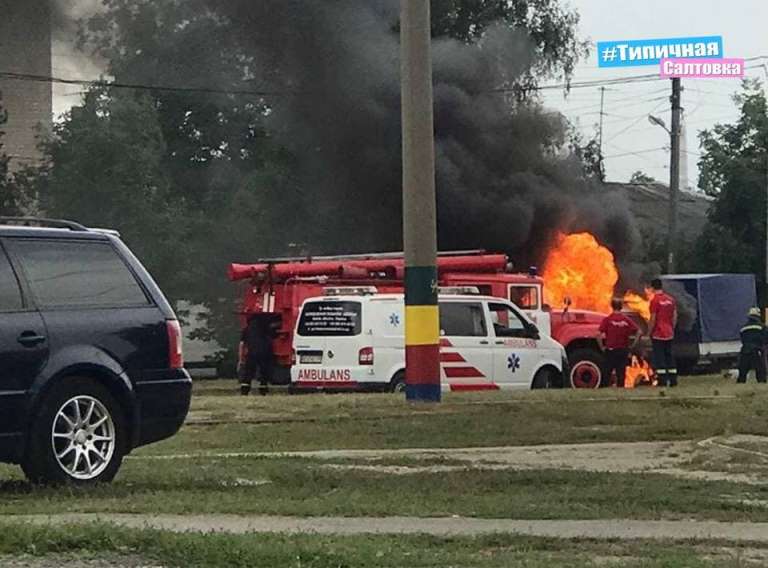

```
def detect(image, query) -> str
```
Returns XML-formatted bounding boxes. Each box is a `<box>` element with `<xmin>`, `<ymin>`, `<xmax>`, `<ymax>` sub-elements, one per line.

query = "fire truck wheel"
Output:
<box><xmin>569</xmin><ymin>349</ymin><xmax>604</xmax><ymax>389</ymax></box>
<box><xmin>390</xmin><ymin>371</ymin><xmax>406</xmax><ymax>393</ymax></box>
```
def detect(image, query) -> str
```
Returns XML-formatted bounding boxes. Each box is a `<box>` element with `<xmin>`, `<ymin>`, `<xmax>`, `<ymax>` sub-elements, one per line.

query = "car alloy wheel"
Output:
<box><xmin>51</xmin><ymin>395</ymin><xmax>116</xmax><ymax>481</ymax></box>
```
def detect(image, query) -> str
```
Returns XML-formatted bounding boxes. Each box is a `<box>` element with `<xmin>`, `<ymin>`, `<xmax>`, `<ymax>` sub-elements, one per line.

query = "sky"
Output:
<box><xmin>542</xmin><ymin>0</ymin><xmax>768</xmax><ymax>188</ymax></box>
<box><xmin>51</xmin><ymin>0</ymin><xmax>768</xmax><ymax>189</ymax></box>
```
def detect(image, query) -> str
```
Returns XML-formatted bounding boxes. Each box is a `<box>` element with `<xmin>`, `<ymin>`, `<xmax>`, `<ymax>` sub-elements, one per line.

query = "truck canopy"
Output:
<box><xmin>662</xmin><ymin>274</ymin><xmax>757</xmax><ymax>343</ymax></box>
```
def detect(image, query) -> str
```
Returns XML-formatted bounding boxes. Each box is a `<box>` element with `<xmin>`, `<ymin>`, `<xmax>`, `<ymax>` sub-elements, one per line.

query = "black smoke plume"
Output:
<box><xmin>202</xmin><ymin>0</ymin><xmax>640</xmax><ymax>269</ymax></box>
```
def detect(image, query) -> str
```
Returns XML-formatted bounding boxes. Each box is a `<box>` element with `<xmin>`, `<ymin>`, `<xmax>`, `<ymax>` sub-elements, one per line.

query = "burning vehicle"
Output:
<box><xmin>228</xmin><ymin>234</ymin><xmax>657</xmax><ymax>389</ymax></box>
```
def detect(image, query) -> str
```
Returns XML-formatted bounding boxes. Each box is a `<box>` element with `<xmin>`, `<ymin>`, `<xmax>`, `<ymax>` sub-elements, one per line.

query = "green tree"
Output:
<box><xmin>629</xmin><ymin>171</ymin><xmax>656</xmax><ymax>184</ymax></box>
<box><xmin>568</xmin><ymin>129</ymin><xmax>605</xmax><ymax>182</ymax></box>
<box><xmin>35</xmin><ymin>88</ymin><xmax>192</xmax><ymax>298</ymax></box>
<box><xmin>693</xmin><ymin>80</ymin><xmax>768</xmax><ymax>282</ymax></box>
<box><xmin>430</xmin><ymin>0</ymin><xmax>589</xmax><ymax>93</ymax></box>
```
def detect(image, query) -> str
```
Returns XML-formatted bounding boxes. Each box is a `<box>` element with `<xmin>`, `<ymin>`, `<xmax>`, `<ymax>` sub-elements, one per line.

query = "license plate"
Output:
<box><xmin>300</xmin><ymin>354</ymin><xmax>322</xmax><ymax>364</ymax></box>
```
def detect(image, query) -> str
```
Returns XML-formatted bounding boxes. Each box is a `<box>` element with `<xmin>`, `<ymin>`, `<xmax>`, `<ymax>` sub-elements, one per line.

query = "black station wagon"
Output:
<box><xmin>0</xmin><ymin>218</ymin><xmax>191</xmax><ymax>484</ymax></box>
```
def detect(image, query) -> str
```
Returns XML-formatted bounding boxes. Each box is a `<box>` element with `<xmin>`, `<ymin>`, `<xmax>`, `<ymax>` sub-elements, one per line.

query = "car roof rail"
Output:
<box><xmin>89</xmin><ymin>227</ymin><xmax>122</xmax><ymax>238</ymax></box>
<box><xmin>0</xmin><ymin>216</ymin><xmax>89</xmax><ymax>231</ymax></box>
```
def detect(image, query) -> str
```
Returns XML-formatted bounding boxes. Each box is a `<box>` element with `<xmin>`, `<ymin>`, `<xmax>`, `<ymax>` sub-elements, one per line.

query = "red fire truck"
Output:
<box><xmin>228</xmin><ymin>250</ymin><xmax>610</xmax><ymax>388</ymax></box>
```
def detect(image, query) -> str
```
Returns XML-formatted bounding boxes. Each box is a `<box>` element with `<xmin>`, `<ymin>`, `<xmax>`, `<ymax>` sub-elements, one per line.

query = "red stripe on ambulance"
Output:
<box><xmin>443</xmin><ymin>366</ymin><xmax>486</xmax><ymax>378</ymax></box>
<box><xmin>449</xmin><ymin>383</ymin><xmax>500</xmax><ymax>392</ymax></box>
<box><xmin>440</xmin><ymin>352</ymin><xmax>465</xmax><ymax>363</ymax></box>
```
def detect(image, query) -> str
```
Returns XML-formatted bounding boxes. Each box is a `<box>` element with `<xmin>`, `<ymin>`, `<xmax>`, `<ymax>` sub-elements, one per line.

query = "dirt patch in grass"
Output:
<box><xmin>246</xmin><ymin>437</ymin><xmax>767</xmax><ymax>485</ymax></box>
<box><xmin>0</xmin><ymin>554</ymin><xmax>161</xmax><ymax>567</ymax></box>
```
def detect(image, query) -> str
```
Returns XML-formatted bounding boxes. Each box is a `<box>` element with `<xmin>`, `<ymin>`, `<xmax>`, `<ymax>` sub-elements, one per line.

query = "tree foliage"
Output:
<box><xmin>35</xmin><ymin>88</ymin><xmax>193</xmax><ymax>298</ymax></box>
<box><xmin>567</xmin><ymin>129</ymin><xmax>605</xmax><ymax>182</ymax></box>
<box><xmin>430</xmin><ymin>0</ymin><xmax>589</xmax><ymax>93</ymax></box>
<box><xmin>629</xmin><ymin>170</ymin><xmax>656</xmax><ymax>184</ymax></box>
<box><xmin>692</xmin><ymin>80</ymin><xmax>768</xmax><ymax>283</ymax></box>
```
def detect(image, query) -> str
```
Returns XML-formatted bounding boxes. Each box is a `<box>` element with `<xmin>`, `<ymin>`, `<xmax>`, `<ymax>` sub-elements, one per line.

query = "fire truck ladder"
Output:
<box><xmin>256</xmin><ymin>250</ymin><xmax>488</xmax><ymax>264</ymax></box>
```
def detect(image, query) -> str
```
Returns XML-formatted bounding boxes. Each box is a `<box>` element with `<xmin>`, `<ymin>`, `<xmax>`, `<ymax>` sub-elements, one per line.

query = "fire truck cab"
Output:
<box><xmin>292</xmin><ymin>289</ymin><xmax>567</xmax><ymax>391</ymax></box>
<box><xmin>442</xmin><ymin>273</ymin><xmax>551</xmax><ymax>336</ymax></box>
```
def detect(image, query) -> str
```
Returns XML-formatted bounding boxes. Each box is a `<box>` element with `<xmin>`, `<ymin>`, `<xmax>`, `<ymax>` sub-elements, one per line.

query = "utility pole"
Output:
<box><xmin>598</xmin><ymin>86</ymin><xmax>605</xmax><ymax>158</ymax></box>
<box><xmin>763</xmin><ymin>144</ymin><xmax>768</xmax><ymax>308</ymax></box>
<box><xmin>666</xmin><ymin>77</ymin><xmax>682</xmax><ymax>274</ymax></box>
<box><xmin>762</xmin><ymin>64</ymin><xmax>768</xmax><ymax>311</ymax></box>
<box><xmin>400</xmin><ymin>0</ymin><xmax>440</xmax><ymax>402</ymax></box>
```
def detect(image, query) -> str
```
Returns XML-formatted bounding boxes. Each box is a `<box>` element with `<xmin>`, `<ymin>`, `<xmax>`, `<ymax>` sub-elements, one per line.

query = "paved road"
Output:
<box><xmin>8</xmin><ymin>514</ymin><xmax>768</xmax><ymax>542</ymax></box>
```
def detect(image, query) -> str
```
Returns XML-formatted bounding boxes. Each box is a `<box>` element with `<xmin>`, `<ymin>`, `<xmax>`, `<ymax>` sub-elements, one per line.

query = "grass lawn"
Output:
<box><xmin>154</xmin><ymin>375</ymin><xmax>768</xmax><ymax>454</ymax></box>
<box><xmin>0</xmin><ymin>375</ymin><xmax>766</xmax><ymax>522</ymax></box>
<box><xmin>2</xmin><ymin>523</ymin><xmax>768</xmax><ymax>567</ymax></box>
<box><xmin>1</xmin><ymin>456</ymin><xmax>768</xmax><ymax>520</ymax></box>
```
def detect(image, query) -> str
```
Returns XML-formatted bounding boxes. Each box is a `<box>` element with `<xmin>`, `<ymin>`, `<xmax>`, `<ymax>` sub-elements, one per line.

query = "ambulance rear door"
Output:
<box><xmin>293</xmin><ymin>298</ymin><xmax>365</xmax><ymax>386</ymax></box>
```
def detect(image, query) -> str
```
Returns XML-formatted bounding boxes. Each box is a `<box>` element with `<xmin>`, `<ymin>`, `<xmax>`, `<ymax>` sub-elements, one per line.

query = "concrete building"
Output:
<box><xmin>0</xmin><ymin>0</ymin><xmax>53</xmax><ymax>168</ymax></box>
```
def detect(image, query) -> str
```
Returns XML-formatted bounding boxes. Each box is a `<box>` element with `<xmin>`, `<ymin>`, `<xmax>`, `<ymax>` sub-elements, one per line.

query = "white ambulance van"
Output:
<box><xmin>291</xmin><ymin>287</ymin><xmax>569</xmax><ymax>392</ymax></box>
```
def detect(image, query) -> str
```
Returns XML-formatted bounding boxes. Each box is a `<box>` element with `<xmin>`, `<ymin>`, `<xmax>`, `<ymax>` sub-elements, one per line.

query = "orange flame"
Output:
<box><xmin>542</xmin><ymin>233</ymin><xmax>618</xmax><ymax>313</ymax></box>
<box><xmin>623</xmin><ymin>291</ymin><xmax>652</xmax><ymax>321</ymax></box>
<box><xmin>542</xmin><ymin>232</ymin><xmax>651</xmax><ymax>320</ymax></box>
<box><xmin>625</xmin><ymin>355</ymin><xmax>656</xmax><ymax>389</ymax></box>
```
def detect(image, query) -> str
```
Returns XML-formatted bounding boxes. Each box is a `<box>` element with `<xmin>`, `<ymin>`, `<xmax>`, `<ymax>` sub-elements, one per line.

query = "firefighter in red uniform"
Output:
<box><xmin>598</xmin><ymin>298</ymin><xmax>640</xmax><ymax>387</ymax></box>
<box><xmin>648</xmin><ymin>278</ymin><xmax>678</xmax><ymax>387</ymax></box>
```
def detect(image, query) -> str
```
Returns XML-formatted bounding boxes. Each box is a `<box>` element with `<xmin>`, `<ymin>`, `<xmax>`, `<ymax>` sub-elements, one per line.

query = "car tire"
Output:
<box><xmin>532</xmin><ymin>367</ymin><xmax>558</xmax><ymax>389</ymax></box>
<box><xmin>390</xmin><ymin>371</ymin><xmax>406</xmax><ymax>393</ymax></box>
<box><xmin>568</xmin><ymin>348</ymin><xmax>604</xmax><ymax>389</ymax></box>
<box><xmin>22</xmin><ymin>377</ymin><xmax>127</xmax><ymax>485</ymax></box>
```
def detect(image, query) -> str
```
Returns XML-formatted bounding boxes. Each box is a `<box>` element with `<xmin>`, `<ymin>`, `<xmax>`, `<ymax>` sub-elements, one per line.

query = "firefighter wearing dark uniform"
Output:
<box><xmin>737</xmin><ymin>307</ymin><xmax>767</xmax><ymax>384</ymax></box>
<box><xmin>239</xmin><ymin>315</ymin><xmax>279</xmax><ymax>396</ymax></box>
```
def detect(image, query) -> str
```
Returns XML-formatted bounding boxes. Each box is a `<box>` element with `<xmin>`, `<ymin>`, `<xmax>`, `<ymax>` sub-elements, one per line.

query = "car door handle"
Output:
<box><xmin>479</xmin><ymin>340</ymin><xmax>489</xmax><ymax>345</ymax></box>
<box><xmin>17</xmin><ymin>331</ymin><xmax>46</xmax><ymax>347</ymax></box>
<box><xmin>495</xmin><ymin>340</ymin><xmax>505</xmax><ymax>345</ymax></box>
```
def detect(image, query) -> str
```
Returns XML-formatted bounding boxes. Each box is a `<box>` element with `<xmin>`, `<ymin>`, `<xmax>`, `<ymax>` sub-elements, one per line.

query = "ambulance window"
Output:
<box><xmin>439</xmin><ymin>302</ymin><xmax>487</xmax><ymax>337</ymax></box>
<box><xmin>509</xmin><ymin>286</ymin><xmax>539</xmax><ymax>310</ymax></box>
<box><xmin>488</xmin><ymin>302</ymin><xmax>527</xmax><ymax>337</ymax></box>
<box><xmin>298</xmin><ymin>301</ymin><xmax>361</xmax><ymax>336</ymax></box>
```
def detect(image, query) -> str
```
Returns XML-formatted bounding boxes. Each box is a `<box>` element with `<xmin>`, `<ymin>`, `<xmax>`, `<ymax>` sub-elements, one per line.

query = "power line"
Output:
<box><xmin>4</xmin><ymin>62</ymin><xmax>765</xmax><ymax>100</ymax></box>
<box><xmin>0</xmin><ymin>71</ymin><xmax>294</xmax><ymax>98</ymax></box>
<box><xmin>604</xmin><ymin>99</ymin><xmax>667</xmax><ymax>143</ymax></box>
<box><xmin>0</xmin><ymin>67</ymin><xmax>715</xmax><ymax>100</ymax></box>
<box><xmin>604</xmin><ymin>146</ymin><xmax>667</xmax><ymax>159</ymax></box>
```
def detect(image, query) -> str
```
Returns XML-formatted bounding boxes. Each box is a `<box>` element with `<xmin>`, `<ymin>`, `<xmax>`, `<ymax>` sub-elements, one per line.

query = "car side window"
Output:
<box><xmin>9</xmin><ymin>239</ymin><xmax>150</xmax><ymax>309</ymax></box>
<box><xmin>439</xmin><ymin>302</ymin><xmax>487</xmax><ymax>337</ymax></box>
<box><xmin>488</xmin><ymin>302</ymin><xmax>528</xmax><ymax>337</ymax></box>
<box><xmin>0</xmin><ymin>246</ymin><xmax>23</xmax><ymax>312</ymax></box>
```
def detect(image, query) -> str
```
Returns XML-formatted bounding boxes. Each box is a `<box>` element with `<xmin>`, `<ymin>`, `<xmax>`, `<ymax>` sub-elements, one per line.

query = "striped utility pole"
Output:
<box><xmin>400</xmin><ymin>0</ymin><xmax>440</xmax><ymax>402</ymax></box>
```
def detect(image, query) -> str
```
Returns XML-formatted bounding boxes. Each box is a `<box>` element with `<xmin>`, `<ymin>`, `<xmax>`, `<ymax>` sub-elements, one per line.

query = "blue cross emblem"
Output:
<box><xmin>389</xmin><ymin>313</ymin><xmax>400</xmax><ymax>326</ymax></box>
<box><xmin>507</xmin><ymin>353</ymin><xmax>521</xmax><ymax>373</ymax></box>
